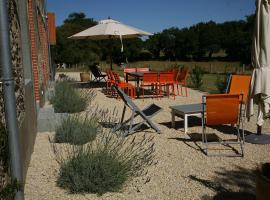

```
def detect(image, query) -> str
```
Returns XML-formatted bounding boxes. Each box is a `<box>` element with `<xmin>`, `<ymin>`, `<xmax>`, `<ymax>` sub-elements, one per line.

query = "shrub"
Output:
<box><xmin>54</xmin><ymin>114</ymin><xmax>99</xmax><ymax>145</ymax></box>
<box><xmin>139</xmin><ymin>51</ymin><xmax>153</xmax><ymax>61</ymax></box>
<box><xmin>50</xmin><ymin>80</ymin><xmax>95</xmax><ymax>113</ymax></box>
<box><xmin>53</xmin><ymin>129</ymin><xmax>155</xmax><ymax>195</ymax></box>
<box><xmin>215</xmin><ymin>74</ymin><xmax>230</xmax><ymax>93</ymax></box>
<box><xmin>190</xmin><ymin>65</ymin><xmax>204</xmax><ymax>89</ymax></box>
<box><xmin>0</xmin><ymin>123</ymin><xmax>21</xmax><ymax>200</ymax></box>
<box><xmin>0</xmin><ymin>123</ymin><xmax>8</xmax><ymax>171</ymax></box>
<box><xmin>0</xmin><ymin>179</ymin><xmax>21</xmax><ymax>200</ymax></box>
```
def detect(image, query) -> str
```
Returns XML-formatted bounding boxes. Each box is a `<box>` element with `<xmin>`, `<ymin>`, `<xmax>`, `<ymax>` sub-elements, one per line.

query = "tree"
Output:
<box><xmin>221</xmin><ymin>19</ymin><xmax>252</xmax><ymax>63</ymax></box>
<box><xmin>55</xmin><ymin>13</ymin><xmax>100</xmax><ymax>65</ymax></box>
<box><xmin>145</xmin><ymin>33</ymin><xmax>162</xmax><ymax>59</ymax></box>
<box><xmin>159</xmin><ymin>28</ymin><xmax>178</xmax><ymax>61</ymax></box>
<box><xmin>144</xmin><ymin>14</ymin><xmax>255</xmax><ymax>63</ymax></box>
<box><xmin>54</xmin><ymin>12</ymin><xmax>146</xmax><ymax>66</ymax></box>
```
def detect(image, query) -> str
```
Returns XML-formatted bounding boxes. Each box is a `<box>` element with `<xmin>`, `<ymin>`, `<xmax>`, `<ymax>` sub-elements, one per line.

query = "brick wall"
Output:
<box><xmin>38</xmin><ymin>15</ymin><xmax>49</xmax><ymax>86</ymax></box>
<box><xmin>28</xmin><ymin>0</ymin><xmax>40</xmax><ymax>102</ymax></box>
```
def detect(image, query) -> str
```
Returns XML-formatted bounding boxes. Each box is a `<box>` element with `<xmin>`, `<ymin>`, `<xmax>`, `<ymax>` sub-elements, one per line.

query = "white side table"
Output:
<box><xmin>170</xmin><ymin>103</ymin><xmax>203</xmax><ymax>133</ymax></box>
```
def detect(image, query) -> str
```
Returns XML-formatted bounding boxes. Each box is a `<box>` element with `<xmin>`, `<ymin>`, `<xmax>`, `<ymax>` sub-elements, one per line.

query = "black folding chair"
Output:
<box><xmin>112</xmin><ymin>86</ymin><xmax>162</xmax><ymax>136</ymax></box>
<box><xmin>89</xmin><ymin>65</ymin><xmax>107</xmax><ymax>82</ymax></box>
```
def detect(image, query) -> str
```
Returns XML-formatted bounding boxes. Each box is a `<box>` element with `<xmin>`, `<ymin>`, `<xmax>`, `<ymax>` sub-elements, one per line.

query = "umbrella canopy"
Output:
<box><xmin>69</xmin><ymin>18</ymin><xmax>153</xmax><ymax>69</ymax></box>
<box><xmin>69</xmin><ymin>18</ymin><xmax>153</xmax><ymax>40</ymax></box>
<box><xmin>248</xmin><ymin>0</ymin><xmax>270</xmax><ymax>123</ymax></box>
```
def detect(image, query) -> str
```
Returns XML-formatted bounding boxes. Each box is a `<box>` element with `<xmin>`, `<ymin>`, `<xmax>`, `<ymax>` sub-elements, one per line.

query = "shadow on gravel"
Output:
<box><xmin>100</xmin><ymin>122</ymin><xmax>152</xmax><ymax>135</ymax></box>
<box><xmin>209</xmin><ymin>125</ymin><xmax>255</xmax><ymax>136</ymax></box>
<box><xmin>72</xmin><ymin>81</ymin><xmax>106</xmax><ymax>89</ymax></box>
<box><xmin>188</xmin><ymin>166</ymin><xmax>256</xmax><ymax>200</ymax></box>
<box><xmin>168</xmin><ymin>133</ymin><xmax>205</xmax><ymax>153</ymax></box>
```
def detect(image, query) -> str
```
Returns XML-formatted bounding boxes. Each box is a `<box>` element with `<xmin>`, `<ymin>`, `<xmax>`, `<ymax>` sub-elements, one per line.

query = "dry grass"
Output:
<box><xmin>57</xmin><ymin>60</ymin><xmax>247</xmax><ymax>74</ymax></box>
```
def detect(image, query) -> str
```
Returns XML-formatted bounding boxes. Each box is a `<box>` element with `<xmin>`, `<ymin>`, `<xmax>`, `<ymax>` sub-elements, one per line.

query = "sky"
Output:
<box><xmin>46</xmin><ymin>0</ymin><xmax>256</xmax><ymax>34</ymax></box>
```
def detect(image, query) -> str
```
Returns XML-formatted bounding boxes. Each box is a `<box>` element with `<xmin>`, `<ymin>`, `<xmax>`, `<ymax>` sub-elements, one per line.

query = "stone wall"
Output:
<box><xmin>0</xmin><ymin>0</ymin><xmax>25</xmax><ymax>193</ymax></box>
<box><xmin>0</xmin><ymin>0</ymin><xmax>51</xmax><ymax>193</ymax></box>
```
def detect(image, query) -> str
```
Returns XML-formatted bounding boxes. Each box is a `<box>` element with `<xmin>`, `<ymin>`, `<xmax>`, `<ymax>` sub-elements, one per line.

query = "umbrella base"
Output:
<box><xmin>245</xmin><ymin>134</ymin><xmax>270</xmax><ymax>144</ymax></box>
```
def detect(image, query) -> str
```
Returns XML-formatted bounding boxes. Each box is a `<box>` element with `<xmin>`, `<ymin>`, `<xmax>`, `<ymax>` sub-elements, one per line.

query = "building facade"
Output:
<box><xmin>0</xmin><ymin>0</ymin><xmax>54</xmax><ymax>194</ymax></box>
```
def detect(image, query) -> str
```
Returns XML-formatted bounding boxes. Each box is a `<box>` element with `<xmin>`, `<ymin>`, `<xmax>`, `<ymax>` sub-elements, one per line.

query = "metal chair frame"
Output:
<box><xmin>112</xmin><ymin>86</ymin><xmax>162</xmax><ymax>136</ymax></box>
<box><xmin>225</xmin><ymin>74</ymin><xmax>252</xmax><ymax>141</ymax></box>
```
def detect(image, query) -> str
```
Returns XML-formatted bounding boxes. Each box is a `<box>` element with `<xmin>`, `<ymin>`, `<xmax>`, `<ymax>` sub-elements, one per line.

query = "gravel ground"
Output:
<box><xmin>24</xmin><ymin>72</ymin><xmax>270</xmax><ymax>200</ymax></box>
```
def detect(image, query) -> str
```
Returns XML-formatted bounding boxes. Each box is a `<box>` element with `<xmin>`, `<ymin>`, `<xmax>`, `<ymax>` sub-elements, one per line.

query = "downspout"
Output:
<box><xmin>0</xmin><ymin>0</ymin><xmax>24</xmax><ymax>200</ymax></box>
<box><xmin>44</xmin><ymin>0</ymin><xmax>55</xmax><ymax>81</ymax></box>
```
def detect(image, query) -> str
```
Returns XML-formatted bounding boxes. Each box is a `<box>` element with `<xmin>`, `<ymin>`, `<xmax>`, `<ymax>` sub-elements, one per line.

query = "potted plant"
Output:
<box><xmin>256</xmin><ymin>163</ymin><xmax>270</xmax><ymax>200</ymax></box>
<box><xmin>80</xmin><ymin>72</ymin><xmax>91</xmax><ymax>82</ymax></box>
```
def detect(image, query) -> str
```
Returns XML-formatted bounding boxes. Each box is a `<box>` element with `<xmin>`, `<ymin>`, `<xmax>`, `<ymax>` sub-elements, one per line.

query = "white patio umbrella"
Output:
<box><xmin>247</xmin><ymin>0</ymin><xmax>270</xmax><ymax>144</ymax></box>
<box><xmin>69</xmin><ymin>18</ymin><xmax>153</xmax><ymax>69</ymax></box>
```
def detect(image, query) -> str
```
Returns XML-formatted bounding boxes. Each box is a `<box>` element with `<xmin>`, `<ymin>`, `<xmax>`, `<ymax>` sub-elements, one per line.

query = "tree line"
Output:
<box><xmin>53</xmin><ymin>12</ymin><xmax>255</xmax><ymax>66</ymax></box>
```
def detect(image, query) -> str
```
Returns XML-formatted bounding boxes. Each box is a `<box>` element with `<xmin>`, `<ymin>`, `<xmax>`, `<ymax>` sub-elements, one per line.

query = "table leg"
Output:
<box><xmin>171</xmin><ymin>111</ymin><xmax>175</xmax><ymax>128</ymax></box>
<box><xmin>126</xmin><ymin>74</ymin><xmax>129</xmax><ymax>83</ymax></box>
<box><xmin>184</xmin><ymin>114</ymin><xmax>188</xmax><ymax>133</ymax></box>
<box><xmin>136</xmin><ymin>77</ymin><xmax>140</xmax><ymax>98</ymax></box>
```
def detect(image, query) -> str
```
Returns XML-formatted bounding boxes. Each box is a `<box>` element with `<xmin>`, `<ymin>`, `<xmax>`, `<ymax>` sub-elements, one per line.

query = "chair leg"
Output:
<box><xmin>121</xmin><ymin>105</ymin><xmax>126</xmax><ymax>123</ymax></box>
<box><xmin>130</xmin><ymin>87</ymin><xmax>136</xmax><ymax>99</ymax></box>
<box><xmin>133</xmin><ymin>87</ymin><xmax>136</xmax><ymax>98</ymax></box>
<box><xmin>159</xmin><ymin>84</ymin><xmax>162</xmax><ymax>99</ymax></box>
<box><xmin>204</xmin><ymin>126</ymin><xmax>208</xmax><ymax>155</ymax></box>
<box><xmin>237</xmin><ymin>125</ymin><xmax>244</xmax><ymax>157</ymax></box>
<box><xmin>126</xmin><ymin>112</ymin><xmax>135</xmax><ymax>136</ymax></box>
<box><xmin>156</xmin><ymin>84</ymin><xmax>160</xmax><ymax>99</ymax></box>
<box><xmin>185</xmin><ymin>85</ymin><xmax>188</xmax><ymax>97</ymax></box>
<box><xmin>172</xmin><ymin>84</ymin><xmax>175</xmax><ymax>100</ymax></box>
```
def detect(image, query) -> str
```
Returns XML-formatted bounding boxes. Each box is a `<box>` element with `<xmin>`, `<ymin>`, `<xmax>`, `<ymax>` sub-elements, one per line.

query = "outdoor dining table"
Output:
<box><xmin>125</xmin><ymin>71</ymin><xmax>173</xmax><ymax>98</ymax></box>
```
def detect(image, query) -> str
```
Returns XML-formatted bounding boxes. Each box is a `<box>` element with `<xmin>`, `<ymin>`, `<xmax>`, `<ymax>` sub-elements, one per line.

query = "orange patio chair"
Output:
<box><xmin>112</xmin><ymin>71</ymin><xmax>136</xmax><ymax>98</ymax></box>
<box><xmin>106</xmin><ymin>70</ymin><xmax>115</xmax><ymax>95</ymax></box>
<box><xmin>141</xmin><ymin>72</ymin><xmax>159</xmax><ymax>99</ymax></box>
<box><xmin>174</xmin><ymin>68</ymin><xmax>188</xmax><ymax>96</ymax></box>
<box><xmin>226</xmin><ymin>74</ymin><xmax>251</xmax><ymax>137</ymax></box>
<box><xmin>159</xmin><ymin>71</ymin><xmax>175</xmax><ymax>99</ymax></box>
<box><xmin>226</xmin><ymin>74</ymin><xmax>251</xmax><ymax>105</ymax></box>
<box><xmin>202</xmin><ymin>94</ymin><xmax>244</xmax><ymax>157</ymax></box>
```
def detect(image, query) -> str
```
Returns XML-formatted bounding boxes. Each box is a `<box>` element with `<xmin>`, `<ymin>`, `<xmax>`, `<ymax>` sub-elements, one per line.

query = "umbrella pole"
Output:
<box><xmin>257</xmin><ymin>125</ymin><xmax>262</xmax><ymax>135</ymax></box>
<box><xmin>109</xmin><ymin>36</ymin><xmax>113</xmax><ymax>70</ymax></box>
<box><xmin>110</xmin><ymin>53</ymin><xmax>113</xmax><ymax>70</ymax></box>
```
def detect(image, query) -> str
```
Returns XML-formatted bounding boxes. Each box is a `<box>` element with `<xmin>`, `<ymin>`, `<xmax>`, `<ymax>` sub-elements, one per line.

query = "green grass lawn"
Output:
<box><xmin>189</xmin><ymin>73</ymin><xmax>227</xmax><ymax>94</ymax></box>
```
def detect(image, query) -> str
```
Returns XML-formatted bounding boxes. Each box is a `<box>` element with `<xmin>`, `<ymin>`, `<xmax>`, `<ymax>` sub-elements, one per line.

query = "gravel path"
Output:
<box><xmin>25</xmin><ymin>73</ymin><xmax>270</xmax><ymax>200</ymax></box>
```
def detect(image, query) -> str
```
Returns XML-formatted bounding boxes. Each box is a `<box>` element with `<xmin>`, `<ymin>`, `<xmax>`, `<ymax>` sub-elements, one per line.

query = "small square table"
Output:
<box><xmin>170</xmin><ymin>103</ymin><xmax>203</xmax><ymax>133</ymax></box>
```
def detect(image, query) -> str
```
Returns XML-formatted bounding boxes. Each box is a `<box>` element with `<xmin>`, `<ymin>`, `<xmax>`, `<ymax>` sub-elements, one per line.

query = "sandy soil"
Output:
<box><xmin>24</xmin><ymin>72</ymin><xmax>270</xmax><ymax>200</ymax></box>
